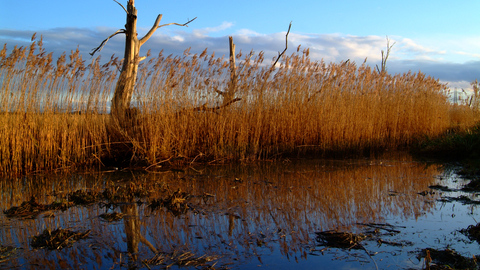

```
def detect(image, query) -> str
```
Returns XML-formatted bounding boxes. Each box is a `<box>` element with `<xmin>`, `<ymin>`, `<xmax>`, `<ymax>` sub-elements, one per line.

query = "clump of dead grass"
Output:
<box><xmin>149</xmin><ymin>188</ymin><xmax>192</xmax><ymax>216</ymax></box>
<box><xmin>99</xmin><ymin>211</ymin><xmax>124</xmax><ymax>222</ymax></box>
<box><xmin>316</xmin><ymin>230</ymin><xmax>366</xmax><ymax>249</ymax></box>
<box><xmin>0</xmin><ymin>245</ymin><xmax>19</xmax><ymax>263</ymax></box>
<box><xmin>1</xmin><ymin>35</ymin><xmax>477</xmax><ymax>175</ymax></box>
<box><xmin>419</xmin><ymin>248</ymin><xmax>478</xmax><ymax>270</ymax></box>
<box><xmin>68</xmin><ymin>189</ymin><xmax>102</xmax><ymax>205</ymax></box>
<box><xmin>461</xmin><ymin>222</ymin><xmax>480</xmax><ymax>244</ymax></box>
<box><xmin>143</xmin><ymin>250</ymin><xmax>221</xmax><ymax>269</ymax></box>
<box><xmin>3</xmin><ymin>195</ymin><xmax>73</xmax><ymax>218</ymax></box>
<box><xmin>30</xmin><ymin>227</ymin><xmax>91</xmax><ymax>250</ymax></box>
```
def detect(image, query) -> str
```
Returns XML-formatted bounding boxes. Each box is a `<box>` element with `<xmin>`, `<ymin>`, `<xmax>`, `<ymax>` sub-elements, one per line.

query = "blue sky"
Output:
<box><xmin>2</xmin><ymin>0</ymin><xmax>480</xmax><ymax>92</ymax></box>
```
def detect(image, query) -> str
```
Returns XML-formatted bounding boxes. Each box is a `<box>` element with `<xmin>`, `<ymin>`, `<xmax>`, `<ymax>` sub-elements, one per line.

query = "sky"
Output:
<box><xmin>1</xmin><ymin>0</ymin><xmax>480</xmax><ymax>93</ymax></box>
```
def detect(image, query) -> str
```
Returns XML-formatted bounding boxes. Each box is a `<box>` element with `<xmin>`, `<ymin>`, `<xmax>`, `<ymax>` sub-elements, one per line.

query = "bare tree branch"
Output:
<box><xmin>157</xmin><ymin>17</ymin><xmax>197</xmax><ymax>29</ymax></box>
<box><xmin>272</xmin><ymin>21</ymin><xmax>292</xmax><ymax>68</ymax></box>
<box><xmin>90</xmin><ymin>29</ymin><xmax>126</xmax><ymax>56</ymax></box>
<box><xmin>139</xmin><ymin>16</ymin><xmax>197</xmax><ymax>46</ymax></box>
<box><xmin>255</xmin><ymin>22</ymin><xmax>293</xmax><ymax>96</ymax></box>
<box><xmin>192</xmin><ymin>98</ymin><xmax>242</xmax><ymax>113</ymax></box>
<box><xmin>113</xmin><ymin>0</ymin><xmax>128</xmax><ymax>14</ymax></box>
<box><xmin>139</xmin><ymin>14</ymin><xmax>163</xmax><ymax>46</ymax></box>
<box><xmin>213</xmin><ymin>86</ymin><xmax>225</xmax><ymax>96</ymax></box>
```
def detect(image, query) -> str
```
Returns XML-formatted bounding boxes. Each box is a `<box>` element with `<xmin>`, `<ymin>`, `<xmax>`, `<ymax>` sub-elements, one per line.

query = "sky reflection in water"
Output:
<box><xmin>1</xmin><ymin>153</ymin><xmax>479</xmax><ymax>269</ymax></box>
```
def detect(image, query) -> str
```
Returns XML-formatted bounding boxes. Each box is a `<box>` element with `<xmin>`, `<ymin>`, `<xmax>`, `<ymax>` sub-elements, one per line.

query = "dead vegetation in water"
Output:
<box><xmin>99</xmin><ymin>211</ymin><xmax>124</xmax><ymax>222</ymax></box>
<box><xmin>149</xmin><ymin>188</ymin><xmax>193</xmax><ymax>216</ymax></box>
<box><xmin>442</xmin><ymin>195</ymin><xmax>480</xmax><ymax>205</ymax></box>
<box><xmin>316</xmin><ymin>223</ymin><xmax>409</xmax><ymax>250</ymax></box>
<box><xmin>418</xmin><ymin>248</ymin><xmax>478</xmax><ymax>270</ymax></box>
<box><xmin>3</xmin><ymin>181</ymin><xmax>152</xmax><ymax>218</ymax></box>
<box><xmin>3</xmin><ymin>188</ymin><xmax>106</xmax><ymax>218</ymax></box>
<box><xmin>429</xmin><ymin>184</ymin><xmax>454</xmax><ymax>192</ymax></box>
<box><xmin>68</xmin><ymin>189</ymin><xmax>102</xmax><ymax>205</ymax></box>
<box><xmin>143</xmin><ymin>250</ymin><xmax>223</xmax><ymax>269</ymax></box>
<box><xmin>2</xmin><ymin>35</ymin><xmax>476</xmax><ymax>176</ymax></box>
<box><xmin>30</xmin><ymin>227</ymin><xmax>91</xmax><ymax>250</ymax></box>
<box><xmin>0</xmin><ymin>245</ymin><xmax>19</xmax><ymax>264</ymax></box>
<box><xmin>316</xmin><ymin>231</ymin><xmax>367</xmax><ymax>249</ymax></box>
<box><xmin>4</xmin><ymin>178</ymin><xmax>199</xmax><ymax>218</ymax></box>
<box><xmin>314</xmin><ymin>222</ymin><xmax>413</xmax><ymax>270</ymax></box>
<box><xmin>461</xmin><ymin>223</ymin><xmax>480</xmax><ymax>244</ymax></box>
<box><xmin>3</xmin><ymin>195</ymin><xmax>73</xmax><ymax>218</ymax></box>
<box><xmin>463</xmin><ymin>179</ymin><xmax>480</xmax><ymax>191</ymax></box>
<box><xmin>102</xmin><ymin>181</ymin><xmax>152</xmax><ymax>203</ymax></box>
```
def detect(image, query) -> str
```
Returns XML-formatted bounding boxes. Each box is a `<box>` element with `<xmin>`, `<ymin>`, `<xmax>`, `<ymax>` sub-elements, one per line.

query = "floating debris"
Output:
<box><xmin>357</xmin><ymin>222</ymin><xmax>404</xmax><ymax>234</ymax></box>
<box><xmin>0</xmin><ymin>245</ymin><xmax>19</xmax><ymax>263</ymax></box>
<box><xmin>377</xmin><ymin>239</ymin><xmax>413</xmax><ymax>247</ymax></box>
<box><xmin>315</xmin><ymin>229</ymin><xmax>379</xmax><ymax>269</ymax></box>
<box><xmin>99</xmin><ymin>212</ymin><xmax>124</xmax><ymax>222</ymax></box>
<box><xmin>3</xmin><ymin>196</ymin><xmax>73</xmax><ymax>218</ymax></box>
<box><xmin>31</xmin><ymin>228</ymin><xmax>91</xmax><ymax>250</ymax></box>
<box><xmin>428</xmin><ymin>184</ymin><xmax>453</xmax><ymax>192</ymax></box>
<box><xmin>418</xmin><ymin>190</ymin><xmax>435</xmax><ymax>196</ymax></box>
<box><xmin>443</xmin><ymin>195</ymin><xmax>480</xmax><ymax>205</ymax></box>
<box><xmin>102</xmin><ymin>181</ymin><xmax>151</xmax><ymax>202</ymax></box>
<box><xmin>461</xmin><ymin>222</ymin><xmax>480</xmax><ymax>244</ymax></box>
<box><xmin>462</xmin><ymin>179</ymin><xmax>480</xmax><ymax>192</ymax></box>
<box><xmin>68</xmin><ymin>189</ymin><xmax>102</xmax><ymax>205</ymax></box>
<box><xmin>316</xmin><ymin>231</ymin><xmax>366</xmax><ymax>249</ymax></box>
<box><xmin>143</xmin><ymin>250</ymin><xmax>222</xmax><ymax>269</ymax></box>
<box><xmin>4</xmin><ymin>180</ymin><xmax>162</xmax><ymax>219</ymax></box>
<box><xmin>149</xmin><ymin>189</ymin><xmax>192</xmax><ymax>216</ymax></box>
<box><xmin>418</xmin><ymin>248</ymin><xmax>478</xmax><ymax>270</ymax></box>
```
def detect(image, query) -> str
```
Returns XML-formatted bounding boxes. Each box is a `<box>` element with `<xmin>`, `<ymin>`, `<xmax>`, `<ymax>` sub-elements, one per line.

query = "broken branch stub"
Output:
<box><xmin>272</xmin><ymin>21</ymin><xmax>292</xmax><ymax>68</ymax></box>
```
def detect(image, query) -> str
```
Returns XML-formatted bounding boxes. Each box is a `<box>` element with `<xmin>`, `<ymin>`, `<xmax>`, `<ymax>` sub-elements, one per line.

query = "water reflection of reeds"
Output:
<box><xmin>0</xmin><ymin>153</ymin><xmax>442</xmax><ymax>268</ymax></box>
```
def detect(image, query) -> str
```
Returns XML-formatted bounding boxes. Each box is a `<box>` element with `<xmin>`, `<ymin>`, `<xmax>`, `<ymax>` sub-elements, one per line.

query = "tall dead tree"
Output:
<box><xmin>212</xmin><ymin>36</ymin><xmax>238</xmax><ymax>107</ymax></box>
<box><xmin>91</xmin><ymin>0</ymin><xmax>196</xmax><ymax>124</ymax></box>
<box><xmin>202</xmin><ymin>23</ymin><xmax>291</xmax><ymax>112</ymax></box>
<box><xmin>376</xmin><ymin>36</ymin><xmax>395</xmax><ymax>74</ymax></box>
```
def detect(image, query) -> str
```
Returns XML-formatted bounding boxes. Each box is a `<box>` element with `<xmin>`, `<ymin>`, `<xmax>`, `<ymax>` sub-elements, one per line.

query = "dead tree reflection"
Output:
<box><xmin>120</xmin><ymin>203</ymin><xmax>157</xmax><ymax>262</ymax></box>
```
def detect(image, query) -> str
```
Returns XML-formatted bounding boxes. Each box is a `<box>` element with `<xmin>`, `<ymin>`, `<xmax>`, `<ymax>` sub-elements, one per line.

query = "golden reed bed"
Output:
<box><xmin>0</xmin><ymin>36</ymin><xmax>477</xmax><ymax>176</ymax></box>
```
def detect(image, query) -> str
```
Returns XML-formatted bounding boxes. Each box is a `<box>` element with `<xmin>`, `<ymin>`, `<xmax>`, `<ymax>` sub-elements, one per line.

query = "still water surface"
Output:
<box><xmin>1</xmin><ymin>153</ymin><xmax>479</xmax><ymax>269</ymax></box>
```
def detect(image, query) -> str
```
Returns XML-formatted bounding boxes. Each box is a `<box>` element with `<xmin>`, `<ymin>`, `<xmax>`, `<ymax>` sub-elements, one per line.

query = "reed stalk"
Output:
<box><xmin>0</xmin><ymin>36</ymin><xmax>477</xmax><ymax>175</ymax></box>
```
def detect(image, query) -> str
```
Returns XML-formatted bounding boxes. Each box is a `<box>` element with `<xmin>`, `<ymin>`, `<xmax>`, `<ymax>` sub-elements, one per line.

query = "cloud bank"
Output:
<box><xmin>1</xmin><ymin>25</ymin><xmax>479</xmax><ymax>90</ymax></box>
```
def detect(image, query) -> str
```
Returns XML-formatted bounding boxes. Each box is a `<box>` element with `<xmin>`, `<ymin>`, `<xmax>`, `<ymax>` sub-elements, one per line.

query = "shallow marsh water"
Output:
<box><xmin>1</xmin><ymin>153</ymin><xmax>479</xmax><ymax>269</ymax></box>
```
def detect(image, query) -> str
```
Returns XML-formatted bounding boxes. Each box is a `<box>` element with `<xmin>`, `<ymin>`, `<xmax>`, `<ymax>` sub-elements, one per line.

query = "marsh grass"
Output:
<box><xmin>415</xmin><ymin>122</ymin><xmax>480</xmax><ymax>159</ymax></box>
<box><xmin>1</xmin><ymin>35</ymin><xmax>477</xmax><ymax>175</ymax></box>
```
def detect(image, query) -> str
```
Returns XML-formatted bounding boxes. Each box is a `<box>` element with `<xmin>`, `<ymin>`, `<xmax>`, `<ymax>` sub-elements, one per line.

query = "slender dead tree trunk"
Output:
<box><xmin>112</xmin><ymin>0</ymin><xmax>140</xmax><ymax>124</ymax></box>
<box><xmin>189</xmin><ymin>23</ymin><xmax>291</xmax><ymax>113</ymax></box>
<box><xmin>91</xmin><ymin>0</ymin><xmax>196</xmax><ymax>124</ymax></box>
<box><xmin>225</xmin><ymin>36</ymin><xmax>237</xmax><ymax>105</ymax></box>
<box><xmin>376</xmin><ymin>36</ymin><xmax>395</xmax><ymax>74</ymax></box>
<box><xmin>212</xmin><ymin>36</ymin><xmax>237</xmax><ymax>107</ymax></box>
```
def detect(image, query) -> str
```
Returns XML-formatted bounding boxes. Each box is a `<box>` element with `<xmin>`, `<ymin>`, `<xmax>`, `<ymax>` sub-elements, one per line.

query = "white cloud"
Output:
<box><xmin>192</xmin><ymin>21</ymin><xmax>234</xmax><ymax>37</ymax></box>
<box><xmin>453</xmin><ymin>51</ymin><xmax>480</xmax><ymax>59</ymax></box>
<box><xmin>171</xmin><ymin>35</ymin><xmax>185</xmax><ymax>42</ymax></box>
<box><xmin>444</xmin><ymin>80</ymin><xmax>473</xmax><ymax>91</ymax></box>
<box><xmin>1</xmin><ymin>26</ymin><xmax>480</xmax><ymax>89</ymax></box>
<box><xmin>395</xmin><ymin>37</ymin><xmax>447</xmax><ymax>61</ymax></box>
<box><xmin>235</xmin><ymin>29</ymin><xmax>262</xmax><ymax>37</ymax></box>
<box><xmin>205</xmin><ymin>22</ymin><xmax>234</xmax><ymax>33</ymax></box>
